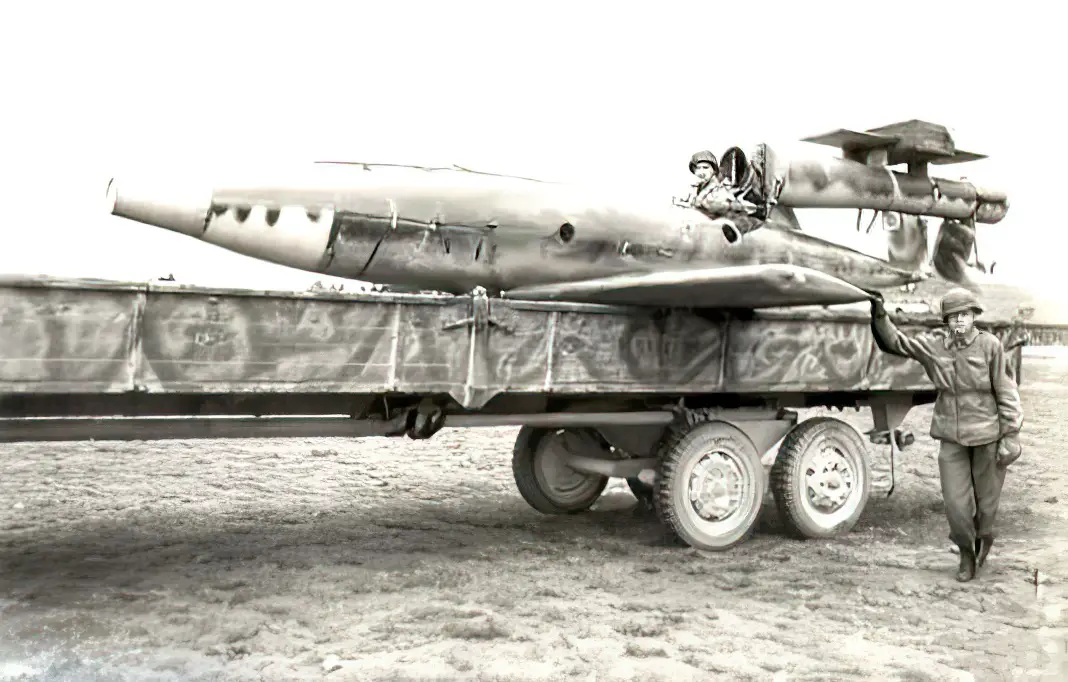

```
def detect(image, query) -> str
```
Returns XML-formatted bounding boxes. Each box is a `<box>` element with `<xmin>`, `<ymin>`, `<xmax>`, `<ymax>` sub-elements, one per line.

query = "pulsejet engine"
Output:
<box><xmin>689</xmin><ymin>120</ymin><xmax>1008</xmax><ymax>287</ymax></box>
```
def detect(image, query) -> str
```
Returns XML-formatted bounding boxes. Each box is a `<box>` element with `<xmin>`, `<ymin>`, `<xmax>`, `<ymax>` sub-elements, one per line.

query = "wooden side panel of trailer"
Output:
<box><xmin>0</xmin><ymin>276</ymin><xmax>1046</xmax><ymax>409</ymax></box>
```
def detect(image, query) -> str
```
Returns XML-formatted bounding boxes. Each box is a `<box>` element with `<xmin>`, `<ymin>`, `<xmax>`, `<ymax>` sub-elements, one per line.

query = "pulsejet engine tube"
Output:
<box><xmin>740</xmin><ymin>144</ymin><xmax>1009</xmax><ymax>225</ymax></box>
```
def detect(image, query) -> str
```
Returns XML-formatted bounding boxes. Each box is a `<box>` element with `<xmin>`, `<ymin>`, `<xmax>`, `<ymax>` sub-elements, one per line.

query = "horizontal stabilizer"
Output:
<box><xmin>924</xmin><ymin>151</ymin><xmax>988</xmax><ymax>165</ymax></box>
<box><xmin>502</xmin><ymin>265</ymin><xmax>873</xmax><ymax>309</ymax></box>
<box><xmin>802</xmin><ymin>129</ymin><xmax>899</xmax><ymax>152</ymax></box>
<box><xmin>803</xmin><ymin>120</ymin><xmax>987</xmax><ymax>167</ymax></box>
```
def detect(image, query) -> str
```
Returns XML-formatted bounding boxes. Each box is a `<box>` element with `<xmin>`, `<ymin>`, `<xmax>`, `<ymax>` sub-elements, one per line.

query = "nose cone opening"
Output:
<box><xmin>106</xmin><ymin>176</ymin><xmax>213</xmax><ymax>237</ymax></box>
<box><xmin>106</xmin><ymin>177</ymin><xmax>118</xmax><ymax>214</ymax></box>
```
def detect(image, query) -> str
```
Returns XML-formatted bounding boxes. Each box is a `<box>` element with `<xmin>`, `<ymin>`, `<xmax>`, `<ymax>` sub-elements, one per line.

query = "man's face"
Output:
<box><xmin>694</xmin><ymin>161</ymin><xmax>716</xmax><ymax>183</ymax></box>
<box><xmin>947</xmin><ymin>309</ymin><xmax>975</xmax><ymax>337</ymax></box>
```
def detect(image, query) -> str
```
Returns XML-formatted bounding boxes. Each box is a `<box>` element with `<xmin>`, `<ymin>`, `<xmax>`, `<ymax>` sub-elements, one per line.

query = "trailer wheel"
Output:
<box><xmin>770</xmin><ymin>417</ymin><xmax>871</xmax><ymax>539</ymax></box>
<box><xmin>654</xmin><ymin>420</ymin><xmax>765</xmax><ymax>551</ymax></box>
<box><xmin>512</xmin><ymin>426</ymin><xmax>609</xmax><ymax>515</ymax></box>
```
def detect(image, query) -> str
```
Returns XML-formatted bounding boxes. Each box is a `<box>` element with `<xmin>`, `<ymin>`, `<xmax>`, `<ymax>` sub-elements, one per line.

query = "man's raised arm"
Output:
<box><xmin>870</xmin><ymin>297</ymin><xmax>942</xmax><ymax>365</ymax></box>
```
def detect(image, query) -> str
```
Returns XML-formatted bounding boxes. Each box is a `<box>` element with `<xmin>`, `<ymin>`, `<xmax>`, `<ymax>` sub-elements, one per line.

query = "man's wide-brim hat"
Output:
<box><xmin>939</xmin><ymin>287</ymin><xmax>984</xmax><ymax>320</ymax></box>
<box><xmin>689</xmin><ymin>150</ymin><xmax>718</xmax><ymax>175</ymax></box>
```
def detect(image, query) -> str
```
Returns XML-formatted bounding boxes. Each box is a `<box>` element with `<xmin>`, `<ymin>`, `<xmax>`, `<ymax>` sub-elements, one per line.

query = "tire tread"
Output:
<box><xmin>512</xmin><ymin>426</ymin><xmax>608</xmax><ymax>515</ymax></box>
<box><xmin>653</xmin><ymin>410</ymin><xmax>764</xmax><ymax>550</ymax></box>
<box><xmin>769</xmin><ymin>416</ymin><xmax>870</xmax><ymax>539</ymax></box>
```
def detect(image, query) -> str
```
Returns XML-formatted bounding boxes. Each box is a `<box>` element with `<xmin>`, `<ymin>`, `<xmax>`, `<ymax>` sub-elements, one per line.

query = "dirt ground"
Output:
<box><xmin>2</xmin><ymin>358</ymin><xmax>1066</xmax><ymax>682</ymax></box>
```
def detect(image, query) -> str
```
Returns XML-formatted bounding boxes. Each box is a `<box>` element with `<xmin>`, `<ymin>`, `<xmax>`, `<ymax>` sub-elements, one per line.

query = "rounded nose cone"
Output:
<box><xmin>106</xmin><ymin>176</ymin><xmax>213</xmax><ymax>237</ymax></box>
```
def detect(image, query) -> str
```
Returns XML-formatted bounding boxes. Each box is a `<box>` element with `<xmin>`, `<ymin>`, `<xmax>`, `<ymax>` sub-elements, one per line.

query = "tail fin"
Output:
<box><xmin>931</xmin><ymin>219</ymin><xmax>983</xmax><ymax>291</ymax></box>
<box><xmin>882</xmin><ymin>212</ymin><xmax>991</xmax><ymax>291</ymax></box>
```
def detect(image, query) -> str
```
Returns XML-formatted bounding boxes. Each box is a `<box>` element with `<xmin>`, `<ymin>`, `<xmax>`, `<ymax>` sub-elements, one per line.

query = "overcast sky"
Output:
<box><xmin>2</xmin><ymin>1</ymin><xmax>1063</xmax><ymax>291</ymax></box>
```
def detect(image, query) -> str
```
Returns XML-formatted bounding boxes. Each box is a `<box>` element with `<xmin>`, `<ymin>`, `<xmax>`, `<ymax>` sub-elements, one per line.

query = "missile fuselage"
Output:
<box><xmin>107</xmin><ymin>162</ymin><xmax>931</xmax><ymax>296</ymax></box>
<box><xmin>771</xmin><ymin>155</ymin><xmax>1008</xmax><ymax>224</ymax></box>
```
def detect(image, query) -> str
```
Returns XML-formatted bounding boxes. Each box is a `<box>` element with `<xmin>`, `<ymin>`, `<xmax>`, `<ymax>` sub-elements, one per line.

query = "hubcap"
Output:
<box><xmin>534</xmin><ymin>430</ymin><xmax>604</xmax><ymax>505</ymax></box>
<box><xmin>687</xmin><ymin>450</ymin><xmax>747</xmax><ymax>525</ymax></box>
<box><xmin>800</xmin><ymin>435</ymin><xmax>862</xmax><ymax>528</ymax></box>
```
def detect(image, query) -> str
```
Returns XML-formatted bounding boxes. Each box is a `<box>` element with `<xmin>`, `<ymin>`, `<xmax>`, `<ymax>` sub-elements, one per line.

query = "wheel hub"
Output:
<box><xmin>688</xmin><ymin>452</ymin><xmax>745</xmax><ymax>521</ymax></box>
<box><xmin>805</xmin><ymin>445</ymin><xmax>855</xmax><ymax>513</ymax></box>
<box><xmin>536</xmin><ymin>430</ymin><xmax>604</xmax><ymax>502</ymax></box>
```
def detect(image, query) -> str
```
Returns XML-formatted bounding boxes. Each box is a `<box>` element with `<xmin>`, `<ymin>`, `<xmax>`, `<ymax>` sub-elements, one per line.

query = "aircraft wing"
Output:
<box><xmin>501</xmin><ymin>264</ymin><xmax>874</xmax><ymax>309</ymax></box>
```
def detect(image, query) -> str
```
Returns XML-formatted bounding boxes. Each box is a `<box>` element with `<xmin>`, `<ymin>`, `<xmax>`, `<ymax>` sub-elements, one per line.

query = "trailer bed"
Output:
<box><xmin>0</xmin><ymin>275</ymin><xmax>1053</xmax><ymax>550</ymax></box>
<box><xmin>1</xmin><ymin>274</ymin><xmax>1039</xmax><ymax>414</ymax></box>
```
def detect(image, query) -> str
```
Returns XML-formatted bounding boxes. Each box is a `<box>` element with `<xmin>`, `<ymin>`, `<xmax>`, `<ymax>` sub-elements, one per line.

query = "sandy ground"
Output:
<box><xmin>2</xmin><ymin>359</ymin><xmax>1067</xmax><ymax>682</ymax></box>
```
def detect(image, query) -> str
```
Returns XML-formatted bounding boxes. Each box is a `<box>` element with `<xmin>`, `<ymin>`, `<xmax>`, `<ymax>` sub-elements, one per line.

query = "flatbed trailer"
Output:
<box><xmin>0</xmin><ymin>275</ymin><xmax>1060</xmax><ymax>550</ymax></box>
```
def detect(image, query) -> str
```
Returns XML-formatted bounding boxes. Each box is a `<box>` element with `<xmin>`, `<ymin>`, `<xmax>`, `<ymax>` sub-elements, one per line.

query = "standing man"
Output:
<box><xmin>870</xmin><ymin>288</ymin><xmax>1024</xmax><ymax>582</ymax></box>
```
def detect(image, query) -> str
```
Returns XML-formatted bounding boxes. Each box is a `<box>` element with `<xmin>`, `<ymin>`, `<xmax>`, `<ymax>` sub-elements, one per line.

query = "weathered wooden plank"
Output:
<box><xmin>544</xmin><ymin>308</ymin><xmax>727</xmax><ymax>391</ymax></box>
<box><xmin>397</xmin><ymin>299</ymin><xmax>470</xmax><ymax>392</ymax></box>
<box><xmin>137</xmin><ymin>292</ymin><xmax>408</xmax><ymax>392</ymax></box>
<box><xmin>0</xmin><ymin>286</ymin><xmax>139</xmax><ymax>392</ymax></box>
<box><xmin>725</xmin><ymin>320</ymin><xmax>874</xmax><ymax>392</ymax></box>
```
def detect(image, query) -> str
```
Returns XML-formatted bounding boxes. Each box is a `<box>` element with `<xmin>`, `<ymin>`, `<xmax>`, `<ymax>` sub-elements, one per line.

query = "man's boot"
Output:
<box><xmin>957</xmin><ymin>547</ymin><xmax>977</xmax><ymax>582</ymax></box>
<box><xmin>976</xmin><ymin>536</ymin><xmax>993</xmax><ymax>568</ymax></box>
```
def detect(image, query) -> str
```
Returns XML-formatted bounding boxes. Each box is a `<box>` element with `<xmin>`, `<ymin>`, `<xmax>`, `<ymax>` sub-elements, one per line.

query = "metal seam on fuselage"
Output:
<box><xmin>320</xmin><ymin>206</ymin><xmax>343</xmax><ymax>271</ymax></box>
<box><xmin>351</xmin><ymin>206</ymin><xmax>494</xmax><ymax>280</ymax></box>
<box><xmin>356</xmin><ymin>202</ymin><xmax>397</xmax><ymax>278</ymax></box>
<box><xmin>201</xmin><ymin>198</ymin><xmax>216</xmax><ymax>235</ymax></box>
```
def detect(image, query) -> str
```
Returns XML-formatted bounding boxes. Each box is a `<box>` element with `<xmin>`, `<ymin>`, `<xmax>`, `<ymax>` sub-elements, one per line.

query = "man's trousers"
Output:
<box><xmin>937</xmin><ymin>440</ymin><xmax>1007</xmax><ymax>552</ymax></box>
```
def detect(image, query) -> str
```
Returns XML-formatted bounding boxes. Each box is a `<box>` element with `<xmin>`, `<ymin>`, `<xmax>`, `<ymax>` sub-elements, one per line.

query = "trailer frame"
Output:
<box><xmin>0</xmin><ymin>275</ymin><xmax>1046</xmax><ymax>550</ymax></box>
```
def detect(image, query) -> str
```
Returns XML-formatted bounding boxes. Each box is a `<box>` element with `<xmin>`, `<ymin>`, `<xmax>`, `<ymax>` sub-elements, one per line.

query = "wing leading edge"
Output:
<box><xmin>502</xmin><ymin>264</ymin><xmax>874</xmax><ymax>309</ymax></box>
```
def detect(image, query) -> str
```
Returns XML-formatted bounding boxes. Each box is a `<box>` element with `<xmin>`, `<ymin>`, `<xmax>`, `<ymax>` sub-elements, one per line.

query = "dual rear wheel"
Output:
<box><xmin>511</xmin><ymin>416</ymin><xmax>871</xmax><ymax>550</ymax></box>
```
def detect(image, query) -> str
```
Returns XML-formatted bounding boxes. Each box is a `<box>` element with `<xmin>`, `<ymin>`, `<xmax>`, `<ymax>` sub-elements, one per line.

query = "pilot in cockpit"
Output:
<box><xmin>683</xmin><ymin>150</ymin><xmax>720</xmax><ymax>207</ymax></box>
<box><xmin>678</xmin><ymin>148</ymin><xmax>754</xmax><ymax>212</ymax></box>
<box><xmin>676</xmin><ymin>147</ymin><xmax>771</xmax><ymax>243</ymax></box>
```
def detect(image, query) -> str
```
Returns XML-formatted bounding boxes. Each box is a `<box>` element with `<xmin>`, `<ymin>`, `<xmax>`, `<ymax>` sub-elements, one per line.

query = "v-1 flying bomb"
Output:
<box><xmin>106</xmin><ymin>120</ymin><xmax>1006</xmax><ymax>310</ymax></box>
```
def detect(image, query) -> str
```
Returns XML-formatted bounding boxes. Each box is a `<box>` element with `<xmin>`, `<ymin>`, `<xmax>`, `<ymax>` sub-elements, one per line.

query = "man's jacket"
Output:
<box><xmin>871</xmin><ymin>310</ymin><xmax>1024</xmax><ymax>447</ymax></box>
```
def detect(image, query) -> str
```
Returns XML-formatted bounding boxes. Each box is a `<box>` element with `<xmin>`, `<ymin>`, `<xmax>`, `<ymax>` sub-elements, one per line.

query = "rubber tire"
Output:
<box><xmin>769</xmin><ymin>417</ymin><xmax>872</xmax><ymax>540</ymax></box>
<box><xmin>654</xmin><ymin>420</ymin><xmax>766</xmax><ymax>551</ymax></box>
<box><xmin>512</xmin><ymin>426</ymin><xmax>609</xmax><ymax>515</ymax></box>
